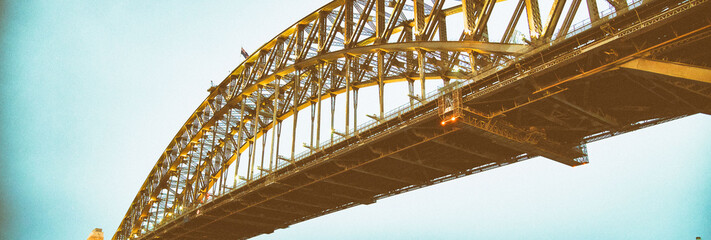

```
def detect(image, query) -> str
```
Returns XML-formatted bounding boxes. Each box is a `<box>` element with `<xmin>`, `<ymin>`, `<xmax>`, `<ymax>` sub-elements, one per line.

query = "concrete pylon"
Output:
<box><xmin>87</xmin><ymin>228</ymin><xmax>104</xmax><ymax>240</ymax></box>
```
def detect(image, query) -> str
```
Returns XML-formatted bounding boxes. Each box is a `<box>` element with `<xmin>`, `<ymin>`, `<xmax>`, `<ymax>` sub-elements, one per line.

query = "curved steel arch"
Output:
<box><xmin>113</xmin><ymin>0</ymin><xmax>623</xmax><ymax>238</ymax></box>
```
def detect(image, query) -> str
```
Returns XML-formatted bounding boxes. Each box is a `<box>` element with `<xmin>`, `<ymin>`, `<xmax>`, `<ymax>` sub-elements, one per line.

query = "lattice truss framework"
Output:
<box><xmin>115</xmin><ymin>0</ymin><xmax>657</xmax><ymax>238</ymax></box>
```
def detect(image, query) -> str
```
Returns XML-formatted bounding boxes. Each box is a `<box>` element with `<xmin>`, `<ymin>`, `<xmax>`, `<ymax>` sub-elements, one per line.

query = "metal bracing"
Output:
<box><xmin>557</xmin><ymin>99</ymin><xmax>618</xmax><ymax>128</ymax></box>
<box><xmin>620</xmin><ymin>58</ymin><xmax>711</xmax><ymax>85</ymax></box>
<box><xmin>502</xmin><ymin>0</ymin><xmax>525</xmax><ymax>44</ymax></box>
<box><xmin>541</xmin><ymin>0</ymin><xmax>567</xmax><ymax>41</ymax></box>
<box><xmin>556</xmin><ymin>0</ymin><xmax>582</xmax><ymax>39</ymax></box>
<box><xmin>115</xmin><ymin>0</ymin><xmax>711</xmax><ymax>238</ymax></box>
<box><xmin>586</xmin><ymin>0</ymin><xmax>600</xmax><ymax>22</ymax></box>
<box><xmin>524</xmin><ymin>0</ymin><xmax>543</xmax><ymax>39</ymax></box>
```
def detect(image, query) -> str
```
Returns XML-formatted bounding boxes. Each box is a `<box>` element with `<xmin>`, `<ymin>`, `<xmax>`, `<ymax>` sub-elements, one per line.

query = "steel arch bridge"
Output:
<box><xmin>114</xmin><ymin>0</ymin><xmax>711</xmax><ymax>239</ymax></box>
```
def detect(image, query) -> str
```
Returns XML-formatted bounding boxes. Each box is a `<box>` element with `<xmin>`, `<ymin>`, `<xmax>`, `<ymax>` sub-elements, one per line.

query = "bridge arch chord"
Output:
<box><xmin>113</xmin><ymin>0</ymin><xmax>635</xmax><ymax>238</ymax></box>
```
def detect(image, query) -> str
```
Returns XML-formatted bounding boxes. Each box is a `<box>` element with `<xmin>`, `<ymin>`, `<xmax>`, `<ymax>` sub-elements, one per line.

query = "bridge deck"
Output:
<box><xmin>137</xmin><ymin>0</ymin><xmax>711</xmax><ymax>238</ymax></box>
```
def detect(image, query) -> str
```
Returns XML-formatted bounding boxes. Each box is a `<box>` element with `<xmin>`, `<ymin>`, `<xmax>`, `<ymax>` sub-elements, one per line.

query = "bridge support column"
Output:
<box><xmin>250</xmin><ymin>88</ymin><xmax>262</xmax><ymax>180</ymax></box>
<box><xmin>376</xmin><ymin>0</ymin><xmax>385</xmax><ymax>119</ymax></box>
<box><xmin>269</xmin><ymin>78</ymin><xmax>280</xmax><ymax>171</ymax></box>
<box><xmin>234</xmin><ymin>95</ymin><xmax>246</xmax><ymax>187</ymax></box>
<box><xmin>310</xmin><ymin>99</ymin><xmax>316</xmax><ymax>154</ymax></box>
<box><xmin>330</xmin><ymin>93</ymin><xmax>336</xmax><ymax>144</ymax></box>
<box><xmin>418</xmin><ymin>49</ymin><xmax>426</xmax><ymax>98</ymax></box>
<box><xmin>378</xmin><ymin>51</ymin><xmax>384</xmax><ymax>119</ymax></box>
<box><xmin>585</xmin><ymin>0</ymin><xmax>600</xmax><ymax>22</ymax></box>
<box><xmin>316</xmin><ymin>65</ymin><xmax>323</xmax><ymax>148</ymax></box>
<box><xmin>291</xmin><ymin>72</ymin><xmax>299</xmax><ymax>162</ymax></box>
<box><xmin>524</xmin><ymin>0</ymin><xmax>542</xmax><ymax>39</ymax></box>
<box><xmin>354</xmin><ymin>88</ymin><xmax>359</xmax><ymax>132</ymax></box>
<box><xmin>408</xmin><ymin>78</ymin><xmax>415</xmax><ymax>109</ymax></box>
<box><xmin>345</xmin><ymin>55</ymin><xmax>351</xmax><ymax>135</ymax></box>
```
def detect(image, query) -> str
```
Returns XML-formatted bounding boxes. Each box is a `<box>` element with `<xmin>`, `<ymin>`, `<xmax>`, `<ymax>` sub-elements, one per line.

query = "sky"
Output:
<box><xmin>0</xmin><ymin>1</ymin><xmax>709</xmax><ymax>240</ymax></box>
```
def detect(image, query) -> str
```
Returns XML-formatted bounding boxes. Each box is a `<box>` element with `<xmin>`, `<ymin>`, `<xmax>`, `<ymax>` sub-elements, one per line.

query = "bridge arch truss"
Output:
<box><xmin>114</xmin><ymin>0</ymin><xmax>711</xmax><ymax>239</ymax></box>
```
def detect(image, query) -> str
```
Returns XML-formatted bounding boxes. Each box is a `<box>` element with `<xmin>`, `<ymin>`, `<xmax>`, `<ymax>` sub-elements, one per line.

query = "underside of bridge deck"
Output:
<box><xmin>121</xmin><ymin>0</ymin><xmax>711</xmax><ymax>238</ymax></box>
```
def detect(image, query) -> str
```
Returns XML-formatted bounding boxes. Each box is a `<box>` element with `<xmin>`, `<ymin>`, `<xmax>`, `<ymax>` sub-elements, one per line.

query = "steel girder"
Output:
<box><xmin>113</xmin><ymin>0</ymin><xmax>711</xmax><ymax>239</ymax></box>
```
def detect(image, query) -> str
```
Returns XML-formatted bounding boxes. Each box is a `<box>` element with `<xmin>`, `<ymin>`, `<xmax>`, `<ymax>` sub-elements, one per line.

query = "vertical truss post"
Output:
<box><xmin>161</xmin><ymin>189</ymin><xmax>168</xmax><ymax>219</ymax></box>
<box><xmin>207</xmin><ymin>126</ymin><xmax>217</xmax><ymax>197</ymax></box>
<box><xmin>345</xmin><ymin>0</ymin><xmax>354</xmax><ymax>46</ymax></box>
<box><xmin>462</xmin><ymin>0</ymin><xmax>477</xmax><ymax>35</ymax></box>
<box><xmin>259</xmin><ymin>129</ymin><xmax>267</xmax><ymax>177</ymax></box>
<box><xmin>316</xmin><ymin>64</ymin><xmax>323</xmax><ymax>148</ymax></box>
<box><xmin>377</xmin><ymin>52</ymin><xmax>385</xmax><ymax>118</ymax></box>
<box><xmin>172</xmin><ymin>157</ymin><xmax>182</xmax><ymax>213</ymax></box>
<box><xmin>193</xmin><ymin>130</ymin><xmax>206</xmax><ymax>202</ymax></box>
<box><xmin>376</xmin><ymin>0</ymin><xmax>385</xmax><ymax>42</ymax></box>
<box><xmin>586</xmin><ymin>0</ymin><xmax>600</xmax><ymax>22</ymax></box>
<box><xmin>330</xmin><ymin>93</ymin><xmax>336</xmax><ymax>144</ymax></box>
<box><xmin>345</xmin><ymin>55</ymin><xmax>351</xmax><ymax>135</ymax></box>
<box><xmin>468</xmin><ymin>0</ymin><xmax>481</xmax><ymax>76</ymax></box>
<box><xmin>246</xmin><ymin>132</ymin><xmax>255</xmax><ymax>181</ymax></box>
<box><xmin>418</xmin><ymin>49</ymin><xmax>426</xmax><ymax>98</ymax></box>
<box><xmin>151</xmin><ymin>204</ymin><xmax>157</xmax><ymax>230</ymax></box>
<box><xmin>469</xmin><ymin>50</ymin><xmax>477</xmax><ymax>74</ymax></box>
<box><xmin>210</xmin><ymin>126</ymin><xmax>218</xmax><ymax>198</ymax></box>
<box><xmin>250</xmin><ymin>87</ymin><xmax>262</xmax><ymax>180</ymax></box>
<box><xmin>233</xmin><ymin>98</ymin><xmax>245</xmax><ymax>187</ymax></box>
<box><xmin>275</xmin><ymin>121</ymin><xmax>282</xmax><ymax>166</ymax></box>
<box><xmin>439</xmin><ymin>13</ymin><xmax>448</xmax><ymax>70</ymax></box>
<box><xmin>376</xmin><ymin>0</ymin><xmax>385</xmax><ymax>119</ymax></box>
<box><xmin>408</xmin><ymin>78</ymin><xmax>415</xmax><ymax>108</ymax></box>
<box><xmin>220</xmin><ymin>110</ymin><xmax>232</xmax><ymax>195</ymax></box>
<box><xmin>525</xmin><ymin>0</ymin><xmax>543</xmax><ymax>40</ymax></box>
<box><xmin>404</xmin><ymin>22</ymin><xmax>415</xmax><ymax>107</ymax></box>
<box><xmin>296</xmin><ymin>24</ymin><xmax>305</xmax><ymax>60</ymax></box>
<box><xmin>318</xmin><ymin>11</ymin><xmax>327</xmax><ymax>53</ymax></box>
<box><xmin>269</xmin><ymin>77</ymin><xmax>279</xmax><ymax>171</ymax></box>
<box><xmin>291</xmin><ymin>73</ymin><xmax>299</xmax><ymax>162</ymax></box>
<box><xmin>353</xmin><ymin>88</ymin><xmax>359</xmax><ymax>133</ymax></box>
<box><xmin>316</xmin><ymin>10</ymin><xmax>326</xmax><ymax>148</ymax></box>
<box><xmin>404</xmin><ymin>24</ymin><xmax>414</xmax><ymax>73</ymax></box>
<box><xmin>413</xmin><ymin>0</ymin><xmax>425</xmax><ymax>40</ymax></box>
<box><xmin>184</xmin><ymin>149</ymin><xmax>193</xmax><ymax>205</ymax></box>
<box><xmin>309</xmin><ymin>97</ymin><xmax>316</xmax><ymax>154</ymax></box>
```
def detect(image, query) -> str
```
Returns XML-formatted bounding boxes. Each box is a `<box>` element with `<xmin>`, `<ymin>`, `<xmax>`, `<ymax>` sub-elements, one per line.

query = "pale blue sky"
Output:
<box><xmin>0</xmin><ymin>1</ymin><xmax>709</xmax><ymax>240</ymax></box>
